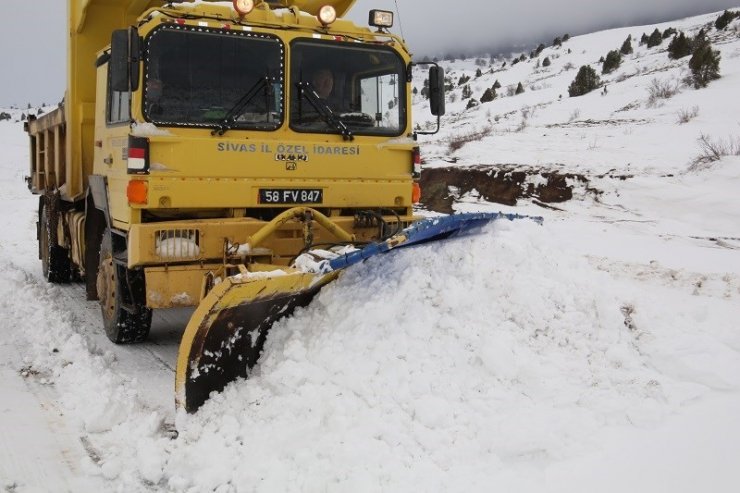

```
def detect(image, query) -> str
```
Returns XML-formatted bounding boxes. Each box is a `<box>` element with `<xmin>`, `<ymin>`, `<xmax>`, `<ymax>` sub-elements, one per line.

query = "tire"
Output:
<box><xmin>96</xmin><ymin>228</ymin><xmax>152</xmax><ymax>343</ymax></box>
<box><xmin>39</xmin><ymin>201</ymin><xmax>71</xmax><ymax>283</ymax></box>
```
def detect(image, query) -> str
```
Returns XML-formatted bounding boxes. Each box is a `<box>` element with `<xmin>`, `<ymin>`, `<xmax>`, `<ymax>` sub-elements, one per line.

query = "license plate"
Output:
<box><xmin>259</xmin><ymin>188</ymin><xmax>323</xmax><ymax>204</ymax></box>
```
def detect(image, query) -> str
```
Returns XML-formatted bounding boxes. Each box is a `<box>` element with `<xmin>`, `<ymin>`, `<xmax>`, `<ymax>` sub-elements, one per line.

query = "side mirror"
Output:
<box><xmin>429</xmin><ymin>66</ymin><xmax>445</xmax><ymax>116</ymax></box>
<box><xmin>110</xmin><ymin>28</ymin><xmax>141</xmax><ymax>92</ymax></box>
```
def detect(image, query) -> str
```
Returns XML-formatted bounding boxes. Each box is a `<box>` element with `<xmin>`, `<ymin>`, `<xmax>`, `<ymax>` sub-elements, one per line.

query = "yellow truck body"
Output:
<box><xmin>26</xmin><ymin>0</ymin><xmax>446</xmax><ymax>410</ymax></box>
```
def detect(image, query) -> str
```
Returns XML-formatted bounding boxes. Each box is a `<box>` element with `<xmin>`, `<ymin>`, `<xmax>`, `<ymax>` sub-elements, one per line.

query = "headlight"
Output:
<box><xmin>233</xmin><ymin>0</ymin><xmax>255</xmax><ymax>16</ymax></box>
<box><xmin>318</xmin><ymin>5</ymin><xmax>337</xmax><ymax>26</ymax></box>
<box><xmin>369</xmin><ymin>9</ymin><xmax>394</xmax><ymax>28</ymax></box>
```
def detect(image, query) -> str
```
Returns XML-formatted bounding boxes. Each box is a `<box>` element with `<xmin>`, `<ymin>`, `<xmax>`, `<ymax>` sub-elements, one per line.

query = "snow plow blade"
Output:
<box><xmin>176</xmin><ymin>211</ymin><xmax>541</xmax><ymax>412</ymax></box>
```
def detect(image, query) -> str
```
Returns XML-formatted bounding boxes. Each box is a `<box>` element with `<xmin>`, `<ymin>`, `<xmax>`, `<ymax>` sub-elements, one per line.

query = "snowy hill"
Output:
<box><xmin>1</xmin><ymin>9</ymin><xmax>740</xmax><ymax>493</ymax></box>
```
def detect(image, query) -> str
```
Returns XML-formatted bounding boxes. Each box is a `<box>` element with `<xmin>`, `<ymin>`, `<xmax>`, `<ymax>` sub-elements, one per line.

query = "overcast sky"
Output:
<box><xmin>1</xmin><ymin>0</ymin><xmax>738</xmax><ymax>107</ymax></box>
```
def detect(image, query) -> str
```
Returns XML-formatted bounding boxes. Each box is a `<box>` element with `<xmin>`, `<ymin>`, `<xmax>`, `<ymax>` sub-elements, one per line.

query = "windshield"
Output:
<box><xmin>144</xmin><ymin>26</ymin><xmax>283</xmax><ymax>130</ymax></box>
<box><xmin>290</xmin><ymin>40</ymin><xmax>407</xmax><ymax>137</ymax></box>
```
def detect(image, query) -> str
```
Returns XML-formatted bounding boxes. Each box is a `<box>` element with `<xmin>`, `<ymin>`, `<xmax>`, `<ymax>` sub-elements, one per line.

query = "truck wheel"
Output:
<box><xmin>96</xmin><ymin>229</ymin><xmax>152</xmax><ymax>343</ymax></box>
<box><xmin>39</xmin><ymin>201</ymin><xmax>71</xmax><ymax>283</ymax></box>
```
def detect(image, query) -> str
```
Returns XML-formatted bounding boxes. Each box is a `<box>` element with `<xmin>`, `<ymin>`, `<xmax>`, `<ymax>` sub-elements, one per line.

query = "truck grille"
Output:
<box><xmin>155</xmin><ymin>229</ymin><xmax>201</xmax><ymax>260</ymax></box>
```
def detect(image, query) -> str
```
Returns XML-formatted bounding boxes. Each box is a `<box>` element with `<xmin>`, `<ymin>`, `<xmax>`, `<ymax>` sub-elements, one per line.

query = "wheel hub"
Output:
<box><xmin>97</xmin><ymin>256</ymin><xmax>116</xmax><ymax>320</ymax></box>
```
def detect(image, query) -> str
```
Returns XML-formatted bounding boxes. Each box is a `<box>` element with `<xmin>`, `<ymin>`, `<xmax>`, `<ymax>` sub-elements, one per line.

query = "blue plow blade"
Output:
<box><xmin>325</xmin><ymin>212</ymin><xmax>543</xmax><ymax>272</ymax></box>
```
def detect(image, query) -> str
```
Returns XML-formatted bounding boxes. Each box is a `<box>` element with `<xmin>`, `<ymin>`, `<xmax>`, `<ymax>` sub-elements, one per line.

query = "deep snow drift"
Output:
<box><xmin>1</xmin><ymin>8</ymin><xmax>740</xmax><ymax>493</ymax></box>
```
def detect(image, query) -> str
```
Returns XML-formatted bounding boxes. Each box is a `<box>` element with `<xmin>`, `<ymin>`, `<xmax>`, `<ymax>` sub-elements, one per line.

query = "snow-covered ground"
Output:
<box><xmin>2</xmin><ymin>8</ymin><xmax>740</xmax><ymax>492</ymax></box>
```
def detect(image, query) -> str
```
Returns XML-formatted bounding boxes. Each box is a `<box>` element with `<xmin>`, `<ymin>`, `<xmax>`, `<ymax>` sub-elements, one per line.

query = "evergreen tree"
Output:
<box><xmin>519</xmin><ymin>54</ymin><xmax>527</xmax><ymax>62</ymax></box>
<box><xmin>689</xmin><ymin>40</ymin><xmax>721</xmax><ymax>88</ymax></box>
<box><xmin>602</xmin><ymin>50</ymin><xmax>622</xmax><ymax>74</ymax></box>
<box><xmin>462</xmin><ymin>84</ymin><xmax>473</xmax><ymax>99</ymax></box>
<box><xmin>715</xmin><ymin>10</ymin><xmax>739</xmax><ymax>30</ymax></box>
<box><xmin>515</xmin><ymin>82</ymin><xmax>525</xmax><ymax>94</ymax></box>
<box><xmin>493</xmin><ymin>79</ymin><xmax>501</xmax><ymax>89</ymax></box>
<box><xmin>695</xmin><ymin>28</ymin><xmax>707</xmax><ymax>44</ymax></box>
<box><xmin>553</xmin><ymin>36</ymin><xmax>562</xmax><ymax>47</ymax></box>
<box><xmin>480</xmin><ymin>88</ymin><xmax>496</xmax><ymax>103</ymax></box>
<box><xmin>662</xmin><ymin>27</ymin><xmax>677</xmax><ymax>39</ymax></box>
<box><xmin>620</xmin><ymin>35</ymin><xmax>633</xmax><ymax>55</ymax></box>
<box><xmin>466</xmin><ymin>98</ymin><xmax>479</xmax><ymax>109</ymax></box>
<box><xmin>563</xmin><ymin>33</ymin><xmax>570</xmax><ymax>41</ymax></box>
<box><xmin>667</xmin><ymin>32</ymin><xmax>693</xmax><ymax>60</ymax></box>
<box><xmin>640</xmin><ymin>33</ymin><xmax>649</xmax><ymax>45</ymax></box>
<box><xmin>542</xmin><ymin>57</ymin><xmax>551</xmax><ymax>67</ymax></box>
<box><xmin>458</xmin><ymin>74</ymin><xmax>471</xmax><ymax>85</ymax></box>
<box><xmin>568</xmin><ymin>65</ymin><xmax>601</xmax><ymax>97</ymax></box>
<box><xmin>647</xmin><ymin>28</ymin><xmax>663</xmax><ymax>48</ymax></box>
<box><xmin>475</xmin><ymin>68</ymin><xmax>482</xmax><ymax>78</ymax></box>
<box><xmin>535</xmin><ymin>43</ymin><xmax>546</xmax><ymax>55</ymax></box>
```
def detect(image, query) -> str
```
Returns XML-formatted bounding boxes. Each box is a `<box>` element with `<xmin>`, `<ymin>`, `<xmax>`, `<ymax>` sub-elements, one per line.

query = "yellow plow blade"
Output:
<box><xmin>175</xmin><ymin>269</ymin><xmax>338</xmax><ymax>413</ymax></box>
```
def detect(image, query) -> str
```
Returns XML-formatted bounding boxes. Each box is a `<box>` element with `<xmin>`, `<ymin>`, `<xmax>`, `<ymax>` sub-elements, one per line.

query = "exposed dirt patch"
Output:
<box><xmin>420</xmin><ymin>165</ymin><xmax>596</xmax><ymax>214</ymax></box>
<box><xmin>546</xmin><ymin>118</ymin><xmax>651</xmax><ymax>129</ymax></box>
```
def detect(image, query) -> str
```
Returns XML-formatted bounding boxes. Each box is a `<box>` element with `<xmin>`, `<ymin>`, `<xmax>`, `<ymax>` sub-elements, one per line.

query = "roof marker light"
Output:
<box><xmin>233</xmin><ymin>0</ymin><xmax>255</xmax><ymax>16</ymax></box>
<box><xmin>318</xmin><ymin>5</ymin><xmax>337</xmax><ymax>26</ymax></box>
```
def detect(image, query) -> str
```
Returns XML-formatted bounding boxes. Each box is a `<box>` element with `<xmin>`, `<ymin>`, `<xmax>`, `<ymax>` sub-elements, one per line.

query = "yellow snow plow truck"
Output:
<box><xmin>26</xmin><ymin>0</ymin><xmax>527</xmax><ymax>412</ymax></box>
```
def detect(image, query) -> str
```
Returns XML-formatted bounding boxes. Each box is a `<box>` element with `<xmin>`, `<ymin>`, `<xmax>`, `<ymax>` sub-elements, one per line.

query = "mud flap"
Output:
<box><xmin>175</xmin><ymin>271</ymin><xmax>338</xmax><ymax>413</ymax></box>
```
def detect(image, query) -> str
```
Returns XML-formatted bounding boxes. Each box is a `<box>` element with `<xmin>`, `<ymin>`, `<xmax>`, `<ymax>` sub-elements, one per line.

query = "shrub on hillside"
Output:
<box><xmin>458</xmin><ymin>74</ymin><xmax>471</xmax><ymax>85</ymax></box>
<box><xmin>542</xmin><ymin>57</ymin><xmax>551</xmax><ymax>67</ymax></box>
<box><xmin>689</xmin><ymin>40</ymin><xmax>721</xmax><ymax>88</ymax></box>
<box><xmin>568</xmin><ymin>65</ymin><xmax>601</xmax><ymax>97</ymax></box>
<box><xmin>0</xmin><ymin>112</ymin><xmax>11</xmax><ymax>121</ymax></box>
<box><xmin>563</xmin><ymin>34</ymin><xmax>570</xmax><ymax>41</ymax></box>
<box><xmin>535</xmin><ymin>43</ymin><xmax>546</xmax><ymax>55</ymax></box>
<box><xmin>647</xmin><ymin>28</ymin><xmax>663</xmax><ymax>48</ymax></box>
<box><xmin>640</xmin><ymin>33</ymin><xmax>649</xmax><ymax>45</ymax></box>
<box><xmin>480</xmin><ymin>88</ymin><xmax>496</xmax><ymax>103</ymax></box>
<box><xmin>667</xmin><ymin>32</ymin><xmax>693</xmax><ymax>59</ymax></box>
<box><xmin>602</xmin><ymin>50</ymin><xmax>622</xmax><ymax>74</ymax></box>
<box><xmin>515</xmin><ymin>82</ymin><xmax>525</xmax><ymax>94</ymax></box>
<box><xmin>715</xmin><ymin>10</ymin><xmax>740</xmax><ymax>30</ymax></box>
<box><xmin>553</xmin><ymin>36</ymin><xmax>562</xmax><ymax>47</ymax></box>
<box><xmin>493</xmin><ymin>79</ymin><xmax>501</xmax><ymax>89</ymax></box>
<box><xmin>690</xmin><ymin>133</ymin><xmax>740</xmax><ymax>169</ymax></box>
<box><xmin>620</xmin><ymin>35</ymin><xmax>633</xmax><ymax>55</ymax></box>
<box><xmin>646</xmin><ymin>78</ymin><xmax>679</xmax><ymax>106</ymax></box>
<box><xmin>466</xmin><ymin>98</ymin><xmax>479</xmax><ymax>110</ymax></box>
<box><xmin>676</xmin><ymin>106</ymin><xmax>699</xmax><ymax>124</ymax></box>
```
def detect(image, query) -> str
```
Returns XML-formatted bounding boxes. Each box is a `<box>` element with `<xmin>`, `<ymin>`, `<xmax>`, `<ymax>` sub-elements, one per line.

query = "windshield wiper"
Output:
<box><xmin>211</xmin><ymin>76</ymin><xmax>274</xmax><ymax>136</ymax></box>
<box><xmin>295</xmin><ymin>81</ymin><xmax>354</xmax><ymax>141</ymax></box>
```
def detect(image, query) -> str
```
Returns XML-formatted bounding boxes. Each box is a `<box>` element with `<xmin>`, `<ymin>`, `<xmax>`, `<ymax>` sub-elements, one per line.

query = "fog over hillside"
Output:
<box><xmin>2</xmin><ymin>1</ymin><xmax>740</xmax><ymax>106</ymax></box>
<box><xmin>350</xmin><ymin>0</ymin><xmax>740</xmax><ymax>57</ymax></box>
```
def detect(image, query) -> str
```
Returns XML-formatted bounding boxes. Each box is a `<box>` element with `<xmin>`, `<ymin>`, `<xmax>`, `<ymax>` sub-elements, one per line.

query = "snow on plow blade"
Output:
<box><xmin>176</xmin><ymin>211</ymin><xmax>541</xmax><ymax>412</ymax></box>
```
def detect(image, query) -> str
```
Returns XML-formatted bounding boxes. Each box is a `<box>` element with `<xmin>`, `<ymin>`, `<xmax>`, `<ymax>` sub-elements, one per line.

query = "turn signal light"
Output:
<box><xmin>412</xmin><ymin>182</ymin><xmax>421</xmax><ymax>204</ymax></box>
<box><xmin>127</xmin><ymin>180</ymin><xmax>148</xmax><ymax>205</ymax></box>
